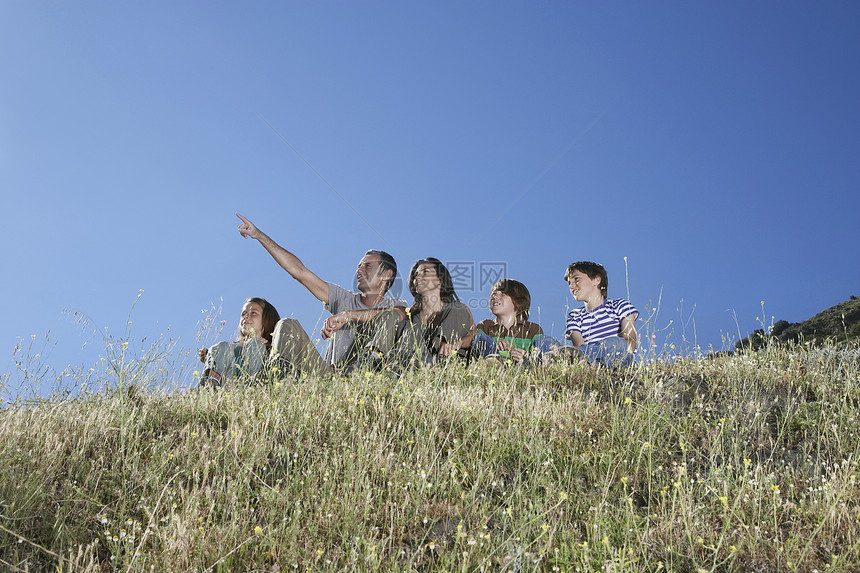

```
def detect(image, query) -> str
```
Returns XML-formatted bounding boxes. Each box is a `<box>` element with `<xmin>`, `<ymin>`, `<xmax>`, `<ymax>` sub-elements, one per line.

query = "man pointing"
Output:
<box><xmin>236</xmin><ymin>213</ymin><xmax>406</xmax><ymax>375</ymax></box>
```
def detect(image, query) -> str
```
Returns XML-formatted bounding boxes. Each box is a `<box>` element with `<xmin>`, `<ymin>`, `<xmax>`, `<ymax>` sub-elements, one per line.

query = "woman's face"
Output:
<box><xmin>240</xmin><ymin>301</ymin><xmax>265</xmax><ymax>339</ymax></box>
<box><xmin>412</xmin><ymin>263</ymin><xmax>441</xmax><ymax>297</ymax></box>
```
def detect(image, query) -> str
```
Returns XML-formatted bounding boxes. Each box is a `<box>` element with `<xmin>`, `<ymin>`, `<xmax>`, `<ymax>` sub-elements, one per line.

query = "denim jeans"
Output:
<box><xmin>471</xmin><ymin>331</ymin><xmax>560</xmax><ymax>364</ymax></box>
<box><xmin>574</xmin><ymin>336</ymin><xmax>633</xmax><ymax>368</ymax></box>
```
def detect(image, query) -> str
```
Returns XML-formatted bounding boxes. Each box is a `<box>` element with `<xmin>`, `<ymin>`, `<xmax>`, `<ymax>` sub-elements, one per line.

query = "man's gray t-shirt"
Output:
<box><xmin>324</xmin><ymin>283</ymin><xmax>408</xmax><ymax>365</ymax></box>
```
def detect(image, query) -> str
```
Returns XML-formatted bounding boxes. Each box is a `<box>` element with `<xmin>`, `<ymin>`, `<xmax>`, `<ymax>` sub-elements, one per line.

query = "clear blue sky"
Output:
<box><xmin>3</xmin><ymin>2</ymin><xmax>859</xmax><ymax>397</ymax></box>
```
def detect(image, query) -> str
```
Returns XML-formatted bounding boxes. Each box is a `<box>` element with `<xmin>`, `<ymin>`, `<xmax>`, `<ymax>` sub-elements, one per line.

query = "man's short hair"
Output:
<box><xmin>365</xmin><ymin>250</ymin><xmax>397</xmax><ymax>292</ymax></box>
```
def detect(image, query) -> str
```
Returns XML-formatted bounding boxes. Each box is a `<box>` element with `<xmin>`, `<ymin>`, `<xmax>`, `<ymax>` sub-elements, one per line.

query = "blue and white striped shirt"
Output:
<box><xmin>565</xmin><ymin>298</ymin><xmax>638</xmax><ymax>344</ymax></box>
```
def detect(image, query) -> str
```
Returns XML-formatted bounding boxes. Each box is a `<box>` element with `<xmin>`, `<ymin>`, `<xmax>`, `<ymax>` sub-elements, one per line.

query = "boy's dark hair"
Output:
<box><xmin>408</xmin><ymin>257</ymin><xmax>459</xmax><ymax>316</ymax></box>
<box><xmin>244</xmin><ymin>297</ymin><xmax>281</xmax><ymax>348</ymax></box>
<box><xmin>492</xmin><ymin>278</ymin><xmax>531</xmax><ymax>322</ymax></box>
<box><xmin>365</xmin><ymin>250</ymin><xmax>398</xmax><ymax>292</ymax></box>
<box><xmin>564</xmin><ymin>261</ymin><xmax>608</xmax><ymax>297</ymax></box>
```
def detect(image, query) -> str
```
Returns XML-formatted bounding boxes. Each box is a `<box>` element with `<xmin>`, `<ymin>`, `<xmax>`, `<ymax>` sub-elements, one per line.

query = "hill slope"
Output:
<box><xmin>737</xmin><ymin>296</ymin><xmax>860</xmax><ymax>351</ymax></box>
<box><xmin>2</xmin><ymin>347</ymin><xmax>859</xmax><ymax>571</ymax></box>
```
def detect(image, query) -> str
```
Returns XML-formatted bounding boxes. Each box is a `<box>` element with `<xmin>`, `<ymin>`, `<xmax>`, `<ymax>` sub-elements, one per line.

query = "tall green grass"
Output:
<box><xmin>1</xmin><ymin>341</ymin><xmax>859</xmax><ymax>571</ymax></box>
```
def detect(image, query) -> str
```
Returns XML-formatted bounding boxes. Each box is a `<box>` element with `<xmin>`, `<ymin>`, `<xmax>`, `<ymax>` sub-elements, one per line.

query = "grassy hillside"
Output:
<box><xmin>737</xmin><ymin>297</ymin><xmax>860</xmax><ymax>352</ymax></box>
<box><xmin>1</xmin><ymin>342</ymin><xmax>859</xmax><ymax>572</ymax></box>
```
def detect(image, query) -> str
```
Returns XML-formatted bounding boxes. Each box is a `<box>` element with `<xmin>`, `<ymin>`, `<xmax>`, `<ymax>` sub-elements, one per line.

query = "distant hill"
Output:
<box><xmin>737</xmin><ymin>296</ymin><xmax>860</xmax><ymax>351</ymax></box>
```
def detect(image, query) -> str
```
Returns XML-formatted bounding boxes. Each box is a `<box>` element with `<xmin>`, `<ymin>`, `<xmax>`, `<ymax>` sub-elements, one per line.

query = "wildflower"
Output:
<box><xmin>254</xmin><ymin>526</ymin><xmax>262</xmax><ymax>534</ymax></box>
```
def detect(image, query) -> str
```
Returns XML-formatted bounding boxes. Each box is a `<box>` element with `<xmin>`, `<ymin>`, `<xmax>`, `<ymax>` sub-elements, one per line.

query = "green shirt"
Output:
<box><xmin>475</xmin><ymin>319</ymin><xmax>543</xmax><ymax>357</ymax></box>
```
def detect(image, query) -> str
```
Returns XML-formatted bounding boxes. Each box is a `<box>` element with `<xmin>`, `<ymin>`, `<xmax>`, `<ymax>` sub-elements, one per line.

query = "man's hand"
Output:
<box><xmin>236</xmin><ymin>213</ymin><xmax>261</xmax><ymax>240</ymax></box>
<box><xmin>236</xmin><ymin>211</ymin><xmax>330</xmax><ymax>303</ymax></box>
<box><xmin>321</xmin><ymin>312</ymin><xmax>350</xmax><ymax>340</ymax></box>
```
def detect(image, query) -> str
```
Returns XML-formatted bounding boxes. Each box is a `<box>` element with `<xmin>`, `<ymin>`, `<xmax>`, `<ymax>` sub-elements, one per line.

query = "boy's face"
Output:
<box><xmin>567</xmin><ymin>270</ymin><xmax>602</xmax><ymax>302</ymax></box>
<box><xmin>489</xmin><ymin>290</ymin><xmax>517</xmax><ymax>319</ymax></box>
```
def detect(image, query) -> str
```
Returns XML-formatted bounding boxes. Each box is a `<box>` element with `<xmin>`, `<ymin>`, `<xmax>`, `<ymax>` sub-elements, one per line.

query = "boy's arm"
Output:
<box><xmin>620</xmin><ymin>314</ymin><xmax>638</xmax><ymax>352</ymax></box>
<box><xmin>237</xmin><ymin>213</ymin><xmax>329</xmax><ymax>303</ymax></box>
<box><xmin>567</xmin><ymin>330</ymin><xmax>585</xmax><ymax>347</ymax></box>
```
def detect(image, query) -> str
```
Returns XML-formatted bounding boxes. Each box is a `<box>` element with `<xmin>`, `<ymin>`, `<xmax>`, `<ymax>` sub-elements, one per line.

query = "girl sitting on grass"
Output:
<box><xmin>445</xmin><ymin>278</ymin><xmax>555</xmax><ymax>364</ymax></box>
<box><xmin>198</xmin><ymin>297</ymin><xmax>281</xmax><ymax>387</ymax></box>
<box><xmin>564</xmin><ymin>261</ymin><xmax>638</xmax><ymax>368</ymax></box>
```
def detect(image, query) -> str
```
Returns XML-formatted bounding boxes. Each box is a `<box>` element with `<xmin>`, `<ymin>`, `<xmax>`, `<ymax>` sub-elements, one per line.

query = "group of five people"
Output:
<box><xmin>198</xmin><ymin>214</ymin><xmax>639</xmax><ymax>387</ymax></box>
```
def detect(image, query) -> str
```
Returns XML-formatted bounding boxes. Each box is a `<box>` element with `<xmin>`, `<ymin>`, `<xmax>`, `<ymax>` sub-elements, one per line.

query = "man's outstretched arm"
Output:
<box><xmin>236</xmin><ymin>213</ymin><xmax>329</xmax><ymax>303</ymax></box>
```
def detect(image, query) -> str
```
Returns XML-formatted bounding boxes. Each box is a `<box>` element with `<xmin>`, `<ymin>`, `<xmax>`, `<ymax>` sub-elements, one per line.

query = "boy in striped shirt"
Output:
<box><xmin>564</xmin><ymin>261</ymin><xmax>638</xmax><ymax>368</ymax></box>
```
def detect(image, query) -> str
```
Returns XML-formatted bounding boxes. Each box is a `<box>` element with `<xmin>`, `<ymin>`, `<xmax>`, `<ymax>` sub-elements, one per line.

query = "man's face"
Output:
<box><xmin>356</xmin><ymin>254</ymin><xmax>390</xmax><ymax>294</ymax></box>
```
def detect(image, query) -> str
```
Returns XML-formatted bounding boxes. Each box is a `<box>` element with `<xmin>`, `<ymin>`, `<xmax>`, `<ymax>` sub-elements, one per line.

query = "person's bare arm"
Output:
<box><xmin>438</xmin><ymin>307</ymin><xmax>475</xmax><ymax>357</ymax></box>
<box><xmin>321</xmin><ymin>307</ymin><xmax>407</xmax><ymax>339</ymax></box>
<box><xmin>236</xmin><ymin>213</ymin><xmax>328</xmax><ymax>302</ymax></box>
<box><xmin>457</xmin><ymin>325</ymin><xmax>479</xmax><ymax>350</ymax></box>
<box><xmin>620</xmin><ymin>314</ymin><xmax>638</xmax><ymax>352</ymax></box>
<box><xmin>567</xmin><ymin>330</ymin><xmax>585</xmax><ymax>347</ymax></box>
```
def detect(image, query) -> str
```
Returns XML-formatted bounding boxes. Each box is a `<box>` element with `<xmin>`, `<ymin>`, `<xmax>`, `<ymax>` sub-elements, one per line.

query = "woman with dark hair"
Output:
<box><xmin>198</xmin><ymin>297</ymin><xmax>281</xmax><ymax>387</ymax></box>
<box><xmin>386</xmin><ymin>258</ymin><xmax>474</xmax><ymax>368</ymax></box>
